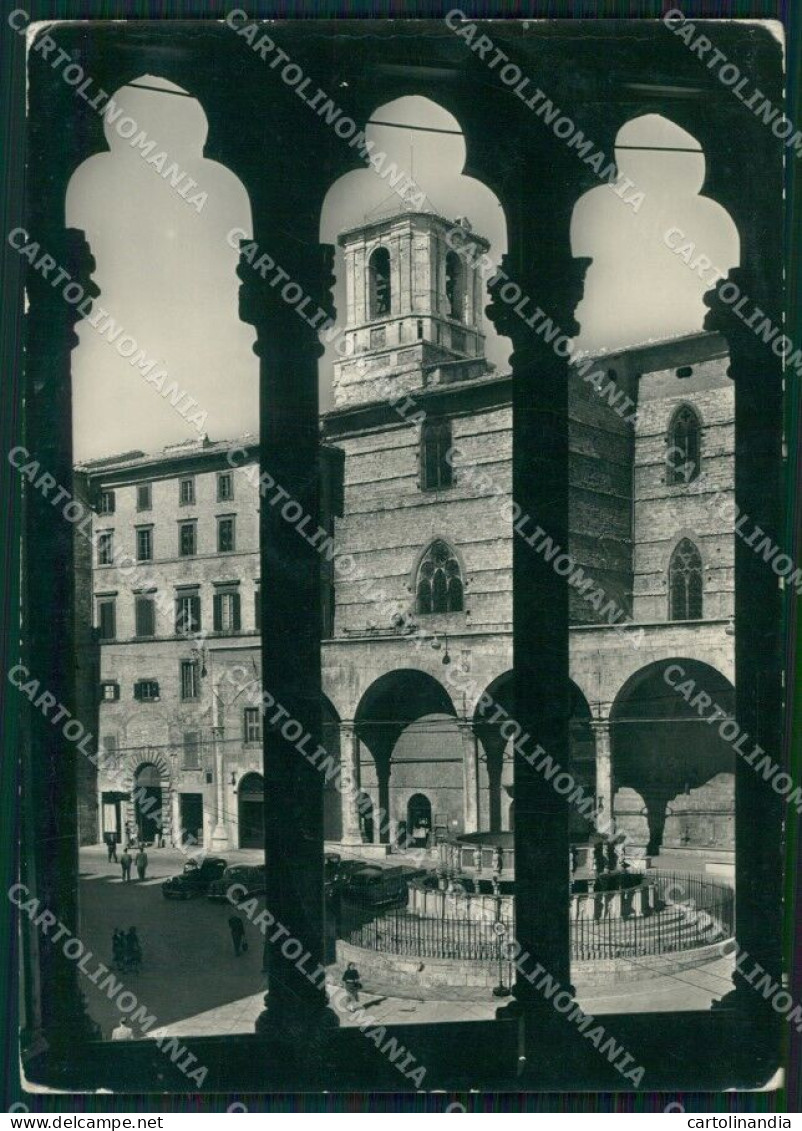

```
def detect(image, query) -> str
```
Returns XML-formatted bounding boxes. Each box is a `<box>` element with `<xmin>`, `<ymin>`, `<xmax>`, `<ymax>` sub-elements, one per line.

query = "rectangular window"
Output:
<box><xmin>97</xmin><ymin>531</ymin><xmax>114</xmax><ymax>566</ymax></box>
<box><xmin>244</xmin><ymin>707</ymin><xmax>261</xmax><ymax>745</ymax></box>
<box><xmin>136</xmin><ymin>483</ymin><xmax>152</xmax><ymax>512</ymax></box>
<box><xmin>98</xmin><ymin>490</ymin><xmax>115</xmax><ymax>515</ymax></box>
<box><xmin>179</xmin><ymin>522</ymin><xmax>197</xmax><ymax>558</ymax></box>
<box><xmin>175</xmin><ymin>594</ymin><xmax>201</xmax><ymax>636</ymax></box>
<box><xmin>217</xmin><ymin>472</ymin><xmax>233</xmax><ymax>502</ymax></box>
<box><xmin>213</xmin><ymin>591</ymin><xmax>241</xmax><ymax>633</ymax></box>
<box><xmin>183</xmin><ymin>731</ymin><xmax>201</xmax><ymax>770</ymax></box>
<box><xmin>179</xmin><ymin>477</ymin><xmax>195</xmax><ymax>506</ymax></box>
<box><xmin>217</xmin><ymin>516</ymin><xmax>235</xmax><ymax>553</ymax></box>
<box><xmin>100</xmin><ymin>681</ymin><xmax>119</xmax><ymax>702</ymax></box>
<box><xmin>100</xmin><ymin>734</ymin><xmax>118</xmax><ymax>769</ymax></box>
<box><xmin>180</xmin><ymin>659</ymin><xmax>199</xmax><ymax>701</ymax></box>
<box><xmin>134</xmin><ymin>679</ymin><xmax>160</xmax><ymax>701</ymax></box>
<box><xmin>254</xmin><ymin>586</ymin><xmax>261</xmax><ymax>630</ymax></box>
<box><xmin>136</xmin><ymin>526</ymin><xmax>153</xmax><ymax>562</ymax></box>
<box><xmin>97</xmin><ymin>598</ymin><xmax>116</xmax><ymax>641</ymax></box>
<box><xmin>421</xmin><ymin>419</ymin><xmax>453</xmax><ymax>492</ymax></box>
<box><xmin>134</xmin><ymin>595</ymin><xmax>156</xmax><ymax>638</ymax></box>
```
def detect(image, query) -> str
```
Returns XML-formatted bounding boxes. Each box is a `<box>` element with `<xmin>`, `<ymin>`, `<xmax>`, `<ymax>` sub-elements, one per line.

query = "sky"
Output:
<box><xmin>66</xmin><ymin>82</ymin><xmax>739</xmax><ymax>462</ymax></box>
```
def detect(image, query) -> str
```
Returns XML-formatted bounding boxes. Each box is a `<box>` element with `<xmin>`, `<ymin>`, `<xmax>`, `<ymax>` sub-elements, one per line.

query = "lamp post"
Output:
<box><xmin>491</xmin><ymin>872</ymin><xmax>511</xmax><ymax>998</ymax></box>
<box><xmin>209</xmin><ymin>675</ymin><xmax>230</xmax><ymax>852</ymax></box>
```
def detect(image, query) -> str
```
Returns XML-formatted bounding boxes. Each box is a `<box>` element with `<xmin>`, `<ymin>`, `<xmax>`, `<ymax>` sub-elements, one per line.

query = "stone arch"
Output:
<box><xmin>571</xmin><ymin>112</ymin><xmax>740</xmax><ymax>354</ymax></box>
<box><xmin>354</xmin><ymin>669</ymin><xmax>457</xmax><ymax>845</ymax></box>
<box><xmin>609</xmin><ymin>658</ymin><xmax>735</xmax><ymax>861</ymax></box>
<box><xmin>318</xmin><ymin>94</ymin><xmax>511</xmax><ymax>400</ymax></box>
<box><xmin>237</xmin><ymin>771</ymin><xmax>265</xmax><ymax>850</ymax></box>
<box><xmin>65</xmin><ymin>73</ymin><xmax>256</xmax><ymax>459</ymax></box>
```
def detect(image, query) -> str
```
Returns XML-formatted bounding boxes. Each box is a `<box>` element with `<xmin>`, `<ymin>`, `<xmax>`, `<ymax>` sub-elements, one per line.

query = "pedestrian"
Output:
<box><xmin>112</xmin><ymin>927</ymin><xmax>126</xmax><ymax>971</ymax></box>
<box><xmin>119</xmin><ymin>848</ymin><xmax>132</xmax><ymax>882</ymax></box>
<box><xmin>135</xmin><ymin>846</ymin><xmax>148</xmax><ymax>881</ymax></box>
<box><xmin>228</xmin><ymin>914</ymin><xmax>247</xmax><ymax>956</ymax></box>
<box><xmin>342</xmin><ymin>961</ymin><xmax>362</xmax><ymax>1009</ymax></box>
<box><xmin>104</xmin><ymin>832</ymin><xmax>118</xmax><ymax>864</ymax></box>
<box><xmin>111</xmin><ymin>1017</ymin><xmax>133</xmax><ymax>1041</ymax></box>
<box><xmin>125</xmin><ymin>927</ymin><xmax>142</xmax><ymax>973</ymax></box>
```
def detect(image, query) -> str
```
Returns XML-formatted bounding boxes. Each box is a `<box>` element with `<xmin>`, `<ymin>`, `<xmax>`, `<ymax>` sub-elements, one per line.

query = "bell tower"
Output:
<box><xmin>332</xmin><ymin>210</ymin><xmax>491</xmax><ymax>407</ymax></box>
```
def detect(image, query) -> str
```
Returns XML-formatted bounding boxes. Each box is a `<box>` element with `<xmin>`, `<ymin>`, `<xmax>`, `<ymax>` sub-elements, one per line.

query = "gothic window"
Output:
<box><xmin>669</xmin><ymin>538</ymin><xmax>703</xmax><ymax>621</ymax></box>
<box><xmin>667</xmin><ymin>405</ymin><xmax>701</xmax><ymax>484</ymax></box>
<box><xmin>445</xmin><ymin>251</ymin><xmax>465</xmax><ymax>321</ymax></box>
<box><xmin>416</xmin><ymin>540</ymin><xmax>464</xmax><ymax>615</ymax></box>
<box><xmin>368</xmin><ymin>247</ymin><xmax>391</xmax><ymax>318</ymax></box>
<box><xmin>421</xmin><ymin>419</ymin><xmax>453</xmax><ymax>491</ymax></box>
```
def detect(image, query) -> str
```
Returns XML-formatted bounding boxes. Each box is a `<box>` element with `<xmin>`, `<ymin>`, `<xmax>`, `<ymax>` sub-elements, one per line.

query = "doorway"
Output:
<box><xmin>180</xmin><ymin>793</ymin><xmax>204</xmax><ymax>848</ymax></box>
<box><xmin>133</xmin><ymin>763</ymin><xmax>163</xmax><ymax>844</ymax></box>
<box><xmin>238</xmin><ymin>772</ymin><xmax>264</xmax><ymax>849</ymax></box>
<box><xmin>407</xmin><ymin>793</ymin><xmax>432</xmax><ymax>846</ymax></box>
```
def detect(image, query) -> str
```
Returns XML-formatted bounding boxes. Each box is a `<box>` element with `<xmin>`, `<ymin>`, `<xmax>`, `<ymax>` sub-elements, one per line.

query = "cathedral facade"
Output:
<box><xmin>320</xmin><ymin>209</ymin><xmax>736</xmax><ymax>863</ymax></box>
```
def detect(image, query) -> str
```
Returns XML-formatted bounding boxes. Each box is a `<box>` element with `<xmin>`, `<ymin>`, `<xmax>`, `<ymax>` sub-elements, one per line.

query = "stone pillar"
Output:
<box><xmin>339</xmin><ymin>725</ymin><xmax>362</xmax><ymax>845</ymax></box>
<box><xmin>485</xmin><ymin>118</ymin><xmax>597</xmax><ymax>1042</ymax></box>
<box><xmin>591</xmin><ymin>719</ymin><xmax>614</xmax><ymax>833</ymax></box>
<box><xmin>238</xmin><ymin>186</ymin><xmax>341</xmax><ymax>1049</ymax></box>
<box><xmin>460</xmin><ymin>723</ymin><xmax>479</xmax><ymax>833</ymax></box>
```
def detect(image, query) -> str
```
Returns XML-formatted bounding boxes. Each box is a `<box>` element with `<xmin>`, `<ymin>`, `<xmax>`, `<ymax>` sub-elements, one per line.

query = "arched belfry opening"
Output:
<box><xmin>65</xmin><ymin>74</ymin><xmax>257</xmax><ymax>461</ymax></box>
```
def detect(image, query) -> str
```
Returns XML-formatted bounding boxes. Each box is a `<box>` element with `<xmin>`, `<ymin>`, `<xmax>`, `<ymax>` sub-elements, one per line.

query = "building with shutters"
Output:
<box><xmin>75</xmin><ymin>435</ymin><xmax>267</xmax><ymax>851</ymax></box>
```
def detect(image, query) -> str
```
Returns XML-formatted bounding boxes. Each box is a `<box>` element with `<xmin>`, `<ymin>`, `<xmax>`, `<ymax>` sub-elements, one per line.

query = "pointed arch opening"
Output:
<box><xmin>669</xmin><ymin>538</ymin><xmax>703</xmax><ymax>621</ymax></box>
<box><xmin>416</xmin><ymin>539</ymin><xmax>463</xmax><ymax>614</ymax></box>
<box><xmin>667</xmin><ymin>404</ymin><xmax>702</xmax><ymax>484</ymax></box>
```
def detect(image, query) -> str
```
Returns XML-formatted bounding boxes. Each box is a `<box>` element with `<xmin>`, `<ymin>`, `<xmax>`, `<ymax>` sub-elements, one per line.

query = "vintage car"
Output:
<box><xmin>161</xmin><ymin>856</ymin><xmax>227</xmax><ymax>900</ymax></box>
<box><xmin>341</xmin><ymin>865</ymin><xmax>411</xmax><ymax>907</ymax></box>
<box><xmin>207</xmin><ymin>864</ymin><xmax>266</xmax><ymax>903</ymax></box>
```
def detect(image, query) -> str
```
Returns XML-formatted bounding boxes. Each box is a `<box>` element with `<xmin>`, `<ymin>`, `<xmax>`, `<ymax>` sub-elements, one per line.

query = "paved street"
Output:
<box><xmin>79</xmin><ymin>845</ymin><xmax>268</xmax><ymax>1040</ymax></box>
<box><xmin>78</xmin><ymin>845</ymin><xmax>733</xmax><ymax>1041</ymax></box>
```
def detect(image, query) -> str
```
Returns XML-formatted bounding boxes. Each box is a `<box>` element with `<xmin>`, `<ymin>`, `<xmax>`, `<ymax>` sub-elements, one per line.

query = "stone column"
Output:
<box><xmin>339</xmin><ymin>725</ymin><xmax>362</xmax><ymax>845</ymax></box>
<box><xmin>591</xmin><ymin>719</ymin><xmax>614</xmax><ymax>833</ymax></box>
<box><xmin>460</xmin><ymin>723</ymin><xmax>479</xmax><ymax>833</ymax></box>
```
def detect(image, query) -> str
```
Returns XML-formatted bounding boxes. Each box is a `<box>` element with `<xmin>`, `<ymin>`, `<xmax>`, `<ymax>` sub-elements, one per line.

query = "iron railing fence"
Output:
<box><xmin>338</xmin><ymin>871</ymin><xmax>734</xmax><ymax>963</ymax></box>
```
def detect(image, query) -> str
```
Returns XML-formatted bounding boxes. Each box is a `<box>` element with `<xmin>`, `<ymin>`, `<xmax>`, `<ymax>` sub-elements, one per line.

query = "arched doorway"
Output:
<box><xmin>357</xmin><ymin>791</ymin><xmax>374</xmax><ymax>844</ymax></box>
<box><xmin>133</xmin><ymin>763</ymin><xmax>162</xmax><ymax>844</ymax></box>
<box><xmin>238</xmin><ymin>772</ymin><xmax>264</xmax><ymax>849</ymax></box>
<box><xmin>407</xmin><ymin>793</ymin><xmax>432</xmax><ymax>846</ymax></box>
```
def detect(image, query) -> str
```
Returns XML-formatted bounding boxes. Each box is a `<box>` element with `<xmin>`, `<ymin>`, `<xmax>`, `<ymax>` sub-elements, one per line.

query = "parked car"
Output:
<box><xmin>207</xmin><ymin>864</ymin><xmax>266</xmax><ymax>903</ymax></box>
<box><xmin>161</xmin><ymin>857</ymin><xmax>227</xmax><ymax>900</ymax></box>
<box><xmin>341</xmin><ymin>865</ymin><xmax>409</xmax><ymax>907</ymax></box>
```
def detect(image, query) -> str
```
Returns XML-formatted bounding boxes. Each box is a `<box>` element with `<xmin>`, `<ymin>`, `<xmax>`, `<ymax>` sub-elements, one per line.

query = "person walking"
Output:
<box><xmin>125</xmin><ymin>927</ymin><xmax>142</xmax><ymax>972</ymax></box>
<box><xmin>112</xmin><ymin>927</ymin><xmax>126</xmax><ymax>972</ymax></box>
<box><xmin>342</xmin><ymin>962</ymin><xmax>362</xmax><ymax>1010</ymax></box>
<box><xmin>119</xmin><ymin>848</ymin><xmax>132</xmax><ymax>883</ymax></box>
<box><xmin>228</xmin><ymin>914</ymin><xmax>247</xmax><ymax>957</ymax></box>
<box><xmin>111</xmin><ymin>1017</ymin><xmax>133</xmax><ymax>1041</ymax></box>
<box><xmin>104</xmin><ymin>832</ymin><xmax>118</xmax><ymax>864</ymax></box>
<box><xmin>135</xmin><ymin>846</ymin><xmax>148</xmax><ymax>881</ymax></box>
